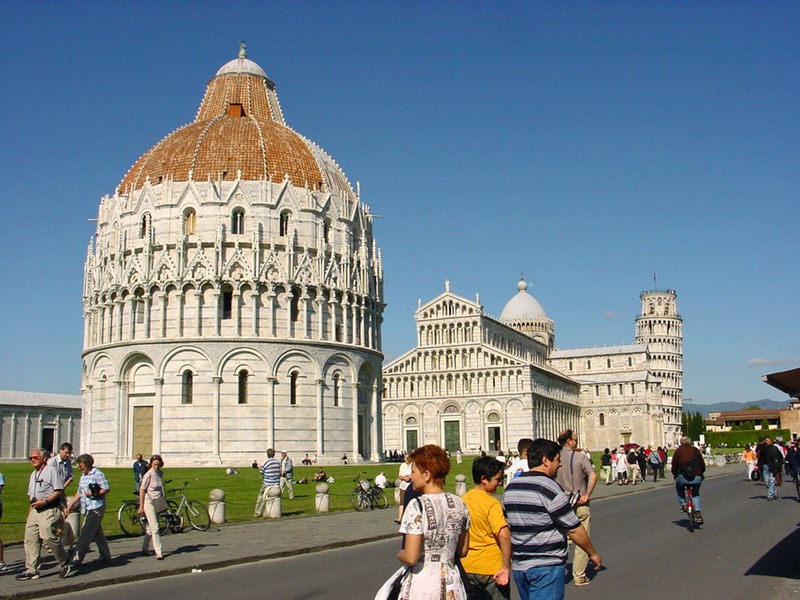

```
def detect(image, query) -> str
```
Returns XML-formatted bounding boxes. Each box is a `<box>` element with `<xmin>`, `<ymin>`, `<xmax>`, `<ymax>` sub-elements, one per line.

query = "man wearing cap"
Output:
<box><xmin>280</xmin><ymin>450</ymin><xmax>294</xmax><ymax>499</ymax></box>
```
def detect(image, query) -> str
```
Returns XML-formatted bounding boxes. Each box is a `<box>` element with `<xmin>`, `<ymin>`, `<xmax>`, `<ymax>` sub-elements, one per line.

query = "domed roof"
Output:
<box><xmin>499</xmin><ymin>279</ymin><xmax>548</xmax><ymax>322</ymax></box>
<box><xmin>118</xmin><ymin>46</ymin><xmax>353</xmax><ymax>197</ymax></box>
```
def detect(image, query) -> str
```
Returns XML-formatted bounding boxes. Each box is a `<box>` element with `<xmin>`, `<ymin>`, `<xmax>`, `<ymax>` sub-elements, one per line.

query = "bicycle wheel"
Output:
<box><xmin>186</xmin><ymin>499</ymin><xmax>211</xmax><ymax>531</ymax></box>
<box><xmin>686</xmin><ymin>498</ymin><xmax>694</xmax><ymax>532</ymax></box>
<box><xmin>166</xmin><ymin>500</ymin><xmax>184</xmax><ymax>533</ymax></box>
<box><xmin>118</xmin><ymin>501</ymin><xmax>143</xmax><ymax>536</ymax></box>
<box><xmin>350</xmin><ymin>490</ymin><xmax>368</xmax><ymax>511</ymax></box>
<box><xmin>372</xmin><ymin>489</ymin><xmax>389</xmax><ymax>509</ymax></box>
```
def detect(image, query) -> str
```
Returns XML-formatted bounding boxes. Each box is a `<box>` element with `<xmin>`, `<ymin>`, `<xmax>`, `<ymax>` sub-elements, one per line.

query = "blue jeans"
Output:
<box><xmin>513</xmin><ymin>564</ymin><xmax>565</xmax><ymax>600</ymax></box>
<box><xmin>674</xmin><ymin>475</ymin><xmax>702</xmax><ymax>511</ymax></box>
<box><xmin>762</xmin><ymin>465</ymin><xmax>777</xmax><ymax>498</ymax></box>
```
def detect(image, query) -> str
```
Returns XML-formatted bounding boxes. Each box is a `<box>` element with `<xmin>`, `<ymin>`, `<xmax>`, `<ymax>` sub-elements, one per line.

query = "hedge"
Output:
<box><xmin>705</xmin><ymin>429</ymin><xmax>792</xmax><ymax>447</ymax></box>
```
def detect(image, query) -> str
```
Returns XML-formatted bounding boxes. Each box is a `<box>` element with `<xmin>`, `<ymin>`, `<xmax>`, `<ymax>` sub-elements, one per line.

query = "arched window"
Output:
<box><xmin>184</xmin><ymin>209</ymin><xmax>197</xmax><ymax>235</ymax></box>
<box><xmin>290</xmin><ymin>371</ymin><xmax>299</xmax><ymax>405</ymax></box>
<box><xmin>333</xmin><ymin>373</ymin><xmax>340</xmax><ymax>407</ymax></box>
<box><xmin>140</xmin><ymin>213</ymin><xmax>151</xmax><ymax>239</ymax></box>
<box><xmin>405</xmin><ymin>416</ymin><xmax>418</xmax><ymax>426</ymax></box>
<box><xmin>231</xmin><ymin>208</ymin><xmax>245</xmax><ymax>234</ymax></box>
<box><xmin>222</xmin><ymin>285</ymin><xmax>233</xmax><ymax>320</ymax></box>
<box><xmin>238</xmin><ymin>370</ymin><xmax>248</xmax><ymax>404</ymax></box>
<box><xmin>599</xmin><ymin>413</ymin><xmax>605</xmax><ymax>426</ymax></box>
<box><xmin>279</xmin><ymin>211</ymin><xmax>291</xmax><ymax>237</ymax></box>
<box><xmin>181</xmin><ymin>370</ymin><xmax>193</xmax><ymax>404</ymax></box>
<box><xmin>290</xmin><ymin>289</ymin><xmax>300</xmax><ymax>322</ymax></box>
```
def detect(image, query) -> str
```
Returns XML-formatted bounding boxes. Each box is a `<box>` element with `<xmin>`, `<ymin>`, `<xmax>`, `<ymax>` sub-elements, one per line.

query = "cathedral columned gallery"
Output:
<box><xmin>382</xmin><ymin>282</ymin><xmax>682</xmax><ymax>453</ymax></box>
<box><xmin>81</xmin><ymin>48</ymin><xmax>385</xmax><ymax>465</ymax></box>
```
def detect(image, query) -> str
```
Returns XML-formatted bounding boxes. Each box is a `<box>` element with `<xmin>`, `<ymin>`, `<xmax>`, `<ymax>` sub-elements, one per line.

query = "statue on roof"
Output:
<box><xmin>239</xmin><ymin>41</ymin><xmax>247</xmax><ymax>58</ymax></box>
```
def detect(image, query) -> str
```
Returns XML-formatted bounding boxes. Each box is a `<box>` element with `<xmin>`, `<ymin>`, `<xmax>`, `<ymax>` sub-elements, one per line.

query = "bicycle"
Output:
<box><xmin>350</xmin><ymin>474</ymin><xmax>389</xmax><ymax>511</ymax></box>
<box><xmin>118</xmin><ymin>480</ymin><xmax>210</xmax><ymax>535</ymax></box>
<box><xmin>683</xmin><ymin>485</ymin><xmax>699</xmax><ymax>532</ymax></box>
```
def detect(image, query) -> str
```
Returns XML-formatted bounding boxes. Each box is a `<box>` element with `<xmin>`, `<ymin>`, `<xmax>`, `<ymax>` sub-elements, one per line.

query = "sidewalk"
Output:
<box><xmin>0</xmin><ymin>461</ymin><xmax>746</xmax><ymax>599</ymax></box>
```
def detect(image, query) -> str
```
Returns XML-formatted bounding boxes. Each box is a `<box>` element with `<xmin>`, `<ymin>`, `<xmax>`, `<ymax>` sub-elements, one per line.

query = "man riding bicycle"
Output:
<box><xmin>671</xmin><ymin>436</ymin><xmax>706</xmax><ymax>524</ymax></box>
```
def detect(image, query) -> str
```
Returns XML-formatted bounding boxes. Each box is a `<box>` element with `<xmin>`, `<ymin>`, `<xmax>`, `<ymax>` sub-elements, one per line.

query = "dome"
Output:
<box><xmin>499</xmin><ymin>279</ymin><xmax>548</xmax><ymax>322</ymax></box>
<box><xmin>118</xmin><ymin>47</ymin><xmax>353</xmax><ymax>197</ymax></box>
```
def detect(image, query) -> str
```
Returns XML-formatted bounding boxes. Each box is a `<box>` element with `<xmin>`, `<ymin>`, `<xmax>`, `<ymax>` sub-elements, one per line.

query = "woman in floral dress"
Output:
<box><xmin>396</xmin><ymin>444</ymin><xmax>470</xmax><ymax>600</ymax></box>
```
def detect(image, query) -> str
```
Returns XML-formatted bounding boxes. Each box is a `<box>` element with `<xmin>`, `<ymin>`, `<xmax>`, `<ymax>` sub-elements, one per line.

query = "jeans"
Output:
<box><xmin>674</xmin><ymin>475</ymin><xmax>702</xmax><ymax>511</ymax></box>
<box><xmin>762</xmin><ymin>465</ymin><xmax>778</xmax><ymax>499</ymax></box>
<box><xmin>513</xmin><ymin>564</ymin><xmax>565</xmax><ymax>600</ymax></box>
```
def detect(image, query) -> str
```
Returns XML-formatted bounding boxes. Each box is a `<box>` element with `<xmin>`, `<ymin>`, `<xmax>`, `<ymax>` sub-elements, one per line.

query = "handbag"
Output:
<box><xmin>151</xmin><ymin>495</ymin><xmax>169</xmax><ymax>513</ymax></box>
<box><xmin>374</xmin><ymin>566</ymin><xmax>407</xmax><ymax>600</ymax></box>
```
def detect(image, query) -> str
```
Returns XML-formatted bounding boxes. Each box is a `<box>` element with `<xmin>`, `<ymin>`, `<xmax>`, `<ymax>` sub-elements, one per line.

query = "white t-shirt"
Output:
<box><xmin>375</xmin><ymin>473</ymin><xmax>387</xmax><ymax>488</ymax></box>
<box><xmin>505</xmin><ymin>457</ymin><xmax>528</xmax><ymax>481</ymax></box>
<box><xmin>398</xmin><ymin>462</ymin><xmax>412</xmax><ymax>490</ymax></box>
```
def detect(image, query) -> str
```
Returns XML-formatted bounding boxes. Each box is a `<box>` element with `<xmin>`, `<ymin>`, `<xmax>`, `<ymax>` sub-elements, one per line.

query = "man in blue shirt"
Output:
<box><xmin>255</xmin><ymin>448</ymin><xmax>281</xmax><ymax>516</ymax></box>
<box><xmin>66</xmin><ymin>454</ymin><xmax>111</xmax><ymax>566</ymax></box>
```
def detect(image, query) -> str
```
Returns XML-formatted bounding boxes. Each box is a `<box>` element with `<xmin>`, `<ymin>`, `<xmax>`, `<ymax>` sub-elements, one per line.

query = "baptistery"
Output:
<box><xmin>81</xmin><ymin>46</ymin><xmax>384</xmax><ymax>466</ymax></box>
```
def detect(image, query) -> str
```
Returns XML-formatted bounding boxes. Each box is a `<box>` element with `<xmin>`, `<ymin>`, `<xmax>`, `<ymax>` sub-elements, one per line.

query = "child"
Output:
<box><xmin>461</xmin><ymin>456</ymin><xmax>511</xmax><ymax>599</ymax></box>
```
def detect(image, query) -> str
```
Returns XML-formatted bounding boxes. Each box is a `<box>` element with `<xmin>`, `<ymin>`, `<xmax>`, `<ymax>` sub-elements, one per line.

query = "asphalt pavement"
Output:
<box><xmin>0</xmin><ymin>459</ymin><xmax>747</xmax><ymax>599</ymax></box>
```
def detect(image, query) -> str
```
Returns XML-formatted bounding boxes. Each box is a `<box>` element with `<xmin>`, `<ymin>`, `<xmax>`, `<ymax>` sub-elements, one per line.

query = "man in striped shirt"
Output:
<box><xmin>254</xmin><ymin>448</ymin><xmax>281</xmax><ymax>517</ymax></box>
<box><xmin>502</xmin><ymin>439</ymin><xmax>602</xmax><ymax>600</ymax></box>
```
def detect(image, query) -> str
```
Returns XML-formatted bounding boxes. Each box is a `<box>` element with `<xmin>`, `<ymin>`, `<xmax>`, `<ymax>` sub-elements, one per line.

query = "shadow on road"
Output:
<box><xmin>745</xmin><ymin>526</ymin><xmax>800</xmax><ymax>579</ymax></box>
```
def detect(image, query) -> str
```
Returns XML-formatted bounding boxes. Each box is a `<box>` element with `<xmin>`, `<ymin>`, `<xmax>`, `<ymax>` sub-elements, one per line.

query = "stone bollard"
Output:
<box><xmin>208</xmin><ymin>488</ymin><xmax>226</xmax><ymax>524</ymax></box>
<box><xmin>315</xmin><ymin>483</ymin><xmax>330</xmax><ymax>513</ymax></box>
<box><xmin>455</xmin><ymin>474</ymin><xmax>467</xmax><ymax>496</ymax></box>
<box><xmin>714</xmin><ymin>455</ymin><xmax>726</xmax><ymax>467</ymax></box>
<box><xmin>264</xmin><ymin>485</ymin><xmax>282</xmax><ymax>518</ymax></box>
<box><xmin>394</xmin><ymin>480</ymin><xmax>402</xmax><ymax>505</ymax></box>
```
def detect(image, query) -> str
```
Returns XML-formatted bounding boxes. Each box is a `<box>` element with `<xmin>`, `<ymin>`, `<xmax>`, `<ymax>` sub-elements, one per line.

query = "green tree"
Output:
<box><xmin>760</xmin><ymin>418</ymin><xmax>770</xmax><ymax>430</ymax></box>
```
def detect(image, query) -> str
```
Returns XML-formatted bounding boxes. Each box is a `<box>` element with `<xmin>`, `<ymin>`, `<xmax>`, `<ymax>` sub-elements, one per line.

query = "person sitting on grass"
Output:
<box><xmin>312</xmin><ymin>468</ymin><xmax>327</xmax><ymax>482</ymax></box>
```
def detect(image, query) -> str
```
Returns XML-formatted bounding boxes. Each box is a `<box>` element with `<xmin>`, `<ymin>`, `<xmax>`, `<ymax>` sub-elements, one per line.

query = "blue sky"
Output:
<box><xmin>0</xmin><ymin>2</ymin><xmax>797</xmax><ymax>404</ymax></box>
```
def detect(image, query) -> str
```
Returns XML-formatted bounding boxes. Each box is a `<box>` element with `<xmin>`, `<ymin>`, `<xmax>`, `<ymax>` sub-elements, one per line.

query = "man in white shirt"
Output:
<box><xmin>505</xmin><ymin>438</ymin><xmax>533</xmax><ymax>483</ymax></box>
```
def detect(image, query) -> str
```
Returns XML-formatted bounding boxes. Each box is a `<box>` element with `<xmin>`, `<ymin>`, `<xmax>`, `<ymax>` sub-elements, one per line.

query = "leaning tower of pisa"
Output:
<box><xmin>635</xmin><ymin>289</ymin><xmax>683</xmax><ymax>443</ymax></box>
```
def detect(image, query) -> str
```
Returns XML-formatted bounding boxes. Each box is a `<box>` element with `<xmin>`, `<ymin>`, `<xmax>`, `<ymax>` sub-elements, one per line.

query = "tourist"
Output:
<box><xmin>375</xmin><ymin>471</ymin><xmax>388</xmax><ymax>489</ymax></box>
<box><xmin>312</xmin><ymin>467</ymin><xmax>327</xmax><ymax>482</ymax></box>
<box><xmin>600</xmin><ymin>448</ymin><xmax>612</xmax><ymax>485</ymax></box>
<box><xmin>555</xmin><ymin>430</ymin><xmax>597</xmax><ymax>587</ymax></box>
<box><xmin>66</xmin><ymin>454</ymin><xmax>111</xmax><ymax>566</ymax></box>
<box><xmin>396</xmin><ymin>454</ymin><xmax>413</xmax><ymax>524</ymax></box>
<box><xmin>396</xmin><ymin>444</ymin><xmax>470</xmax><ymax>598</ymax></box>
<box><xmin>743</xmin><ymin>444</ymin><xmax>756</xmax><ymax>480</ymax></box>
<box><xmin>503</xmin><ymin>438</ymin><xmax>601</xmax><ymax>599</ymax></box>
<box><xmin>133</xmin><ymin>453</ymin><xmax>149</xmax><ymax>491</ymax></box>
<box><xmin>672</xmin><ymin>437</ymin><xmax>706</xmax><ymax>522</ymax></box>
<box><xmin>505</xmin><ymin>438</ymin><xmax>533</xmax><ymax>483</ymax></box>
<box><xmin>647</xmin><ymin>445</ymin><xmax>662</xmax><ymax>482</ymax></box>
<box><xmin>138</xmin><ymin>454</ymin><xmax>166</xmax><ymax>559</ymax></box>
<box><xmin>48</xmin><ymin>442</ymin><xmax>78</xmax><ymax>550</ymax></box>
<box><xmin>279</xmin><ymin>450</ymin><xmax>294</xmax><ymax>499</ymax></box>
<box><xmin>462</xmin><ymin>456</ymin><xmax>511</xmax><ymax>599</ymax></box>
<box><xmin>615</xmin><ymin>449</ymin><xmax>629</xmax><ymax>485</ymax></box>
<box><xmin>255</xmin><ymin>449</ymin><xmax>280</xmax><ymax>516</ymax></box>
<box><xmin>758</xmin><ymin>436</ymin><xmax>783</xmax><ymax>501</ymax></box>
<box><xmin>16</xmin><ymin>448</ymin><xmax>74</xmax><ymax>580</ymax></box>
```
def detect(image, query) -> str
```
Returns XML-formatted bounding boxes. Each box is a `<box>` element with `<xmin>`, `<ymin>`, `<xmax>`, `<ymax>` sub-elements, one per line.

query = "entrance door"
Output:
<box><xmin>487</xmin><ymin>426</ymin><xmax>501</xmax><ymax>452</ymax></box>
<box><xmin>132</xmin><ymin>406</ymin><xmax>153</xmax><ymax>458</ymax></box>
<box><xmin>443</xmin><ymin>420</ymin><xmax>460</xmax><ymax>452</ymax></box>
<box><xmin>41</xmin><ymin>428</ymin><xmax>55</xmax><ymax>454</ymax></box>
<box><xmin>405</xmin><ymin>429</ymin><xmax>418</xmax><ymax>451</ymax></box>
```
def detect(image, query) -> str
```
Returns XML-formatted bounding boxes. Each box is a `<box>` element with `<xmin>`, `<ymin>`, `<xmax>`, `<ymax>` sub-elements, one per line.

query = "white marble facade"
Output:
<box><xmin>383</xmin><ymin>283</ymin><xmax>682</xmax><ymax>452</ymax></box>
<box><xmin>0</xmin><ymin>391</ymin><xmax>82</xmax><ymax>460</ymax></box>
<box><xmin>81</xmin><ymin>49</ymin><xmax>384</xmax><ymax>466</ymax></box>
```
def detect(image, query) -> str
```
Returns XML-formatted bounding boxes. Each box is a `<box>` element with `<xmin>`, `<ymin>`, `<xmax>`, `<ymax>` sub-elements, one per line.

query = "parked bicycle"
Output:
<box><xmin>350</xmin><ymin>474</ymin><xmax>388</xmax><ymax>511</ymax></box>
<box><xmin>118</xmin><ymin>480</ymin><xmax>210</xmax><ymax>536</ymax></box>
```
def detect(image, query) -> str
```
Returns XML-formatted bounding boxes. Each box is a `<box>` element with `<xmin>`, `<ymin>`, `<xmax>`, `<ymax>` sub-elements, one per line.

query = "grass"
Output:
<box><xmin>0</xmin><ymin>459</ymin><xmax>485</xmax><ymax>544</ymax></box>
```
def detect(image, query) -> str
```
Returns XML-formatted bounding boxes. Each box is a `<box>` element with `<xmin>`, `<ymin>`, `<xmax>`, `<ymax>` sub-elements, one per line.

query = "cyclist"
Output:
<box><xmin>671</xmin><ymin>436</ymin><xmax>706</xmax><ymax>524</ymax></box>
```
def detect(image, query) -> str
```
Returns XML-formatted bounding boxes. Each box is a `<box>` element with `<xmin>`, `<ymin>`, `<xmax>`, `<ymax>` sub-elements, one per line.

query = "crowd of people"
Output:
<box><xmin>744</xmin><ymin>435</ymin><xmax>798</xmax><ymax>500</ymax></box>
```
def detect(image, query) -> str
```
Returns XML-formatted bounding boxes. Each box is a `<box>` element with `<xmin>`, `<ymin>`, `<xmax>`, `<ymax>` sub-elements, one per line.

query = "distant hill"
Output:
<box><xmin>683</xmin><ymin>399</ymin><xmax>790</xmax><ymax>418</ymax></box>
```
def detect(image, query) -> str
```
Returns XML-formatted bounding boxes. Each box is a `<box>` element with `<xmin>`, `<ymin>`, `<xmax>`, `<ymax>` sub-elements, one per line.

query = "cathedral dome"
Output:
<box><xmin>499</xmin><ymin>279</ymin><xmax>548</xmax><ymax>322</ymax></box>
<box><xmin>118</xmin><ymin>47</ymin><xmax>353</xmax><ymax>197</ymax></box>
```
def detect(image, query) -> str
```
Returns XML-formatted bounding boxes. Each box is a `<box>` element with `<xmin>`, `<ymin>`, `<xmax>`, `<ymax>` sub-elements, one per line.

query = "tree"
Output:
<box><xmin>760</xmin><ymin>418</ymin><xmax>770</xmax><ymax>430</ymax></box>
<box><xmin>682</xmin><ymin>410</ymin><xmax>706</xmax><ymax>440</ymax></box>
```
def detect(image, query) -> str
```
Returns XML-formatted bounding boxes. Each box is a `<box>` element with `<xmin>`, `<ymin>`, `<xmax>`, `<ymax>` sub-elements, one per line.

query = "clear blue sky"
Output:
<box><xmin>1</xmin><ymin>2</ymin><xmax>797</xmax><ymax>405</ymax></box>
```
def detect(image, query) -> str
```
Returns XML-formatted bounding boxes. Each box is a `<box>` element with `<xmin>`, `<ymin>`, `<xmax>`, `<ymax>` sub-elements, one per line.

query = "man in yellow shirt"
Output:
<box><xmin>461</xmin><ymin>456</ymin><xmax>512</xmax><ymax>599</ymax></box>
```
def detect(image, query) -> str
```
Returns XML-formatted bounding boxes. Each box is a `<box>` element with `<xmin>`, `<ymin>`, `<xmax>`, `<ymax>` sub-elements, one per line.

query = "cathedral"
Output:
<box><xmin>81</xmin><ymin>47</ymin><xmax>385</xmax><ymax>466</ymax></box>
<box><xmin>382</xmin><ymin>281</ymin><xmax>682</xmax><ymax>452</ymax></box>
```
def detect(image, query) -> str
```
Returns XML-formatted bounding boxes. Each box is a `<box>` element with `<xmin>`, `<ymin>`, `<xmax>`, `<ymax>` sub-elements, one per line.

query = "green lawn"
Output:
<box><xmin>0</xmin><ymin>459</ymin><xmax>484</xmax><ymax>543</ymax></box>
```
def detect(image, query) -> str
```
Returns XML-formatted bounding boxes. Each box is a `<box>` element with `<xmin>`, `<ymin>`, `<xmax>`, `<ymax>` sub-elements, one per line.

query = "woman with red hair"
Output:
<box><xmin>395</xmin><ymin>444</ymin><xmax>470</xmax><ymax>599</ymax></box>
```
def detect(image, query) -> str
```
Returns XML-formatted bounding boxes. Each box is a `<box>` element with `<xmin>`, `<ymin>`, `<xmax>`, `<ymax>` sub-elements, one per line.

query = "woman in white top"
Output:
<box><xmin>137</xmin><ymin>455</ymin><xmax>165</xmax><ymax>560</ymax></box>
<box><xmin>615</xmin><ymin>450</ymin><xmax>629</xmax><ymax>485</ymax></box>
<box><xmin>396</xmin><ymin>454</ymin><xmax>413</xmax><ymax>523</ymax></box>
<box><xmin>396</xmin><ymin>445</ymin><xmax>470</xmax><ymax>600</ymax></box>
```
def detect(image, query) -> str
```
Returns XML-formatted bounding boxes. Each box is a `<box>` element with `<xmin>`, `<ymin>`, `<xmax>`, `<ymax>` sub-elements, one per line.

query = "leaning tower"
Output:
<box><xmin>635</xmin><ymin>289</ymin><xmax>683</xmax><ymax>444</ymax></box>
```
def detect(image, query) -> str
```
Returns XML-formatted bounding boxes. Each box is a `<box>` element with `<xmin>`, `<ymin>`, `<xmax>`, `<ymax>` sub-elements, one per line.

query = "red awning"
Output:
<box><xmin>763</xmin><ymin>367</ymin><xmax>800</xmax><ymax>397</ymax></box>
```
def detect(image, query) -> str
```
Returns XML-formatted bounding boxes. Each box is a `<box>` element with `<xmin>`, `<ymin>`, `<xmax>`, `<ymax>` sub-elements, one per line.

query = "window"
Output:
<box><xmin>238</xmin><ymin>370</ymin><xmax>248</xmax><ymax>404</ymax></box>
<box><xmin>290</xmin><ymin>371</ymin><xmax>299</xmax><ymax>405</ymax></box>
<box><xmin>587</xmin><ymin>360</ymin><xmax>592</xmax><ymax>369</ymax></box>
<box><xmin>222</xmin><ymin>287</ymin><xmax>233</xmax><ymax>320</ymax></box>
<box><xmin>184</xmin><ymin>209</ymin><xmax>197</xmax><ymax>235</ymax></box>
<box><xmin>606</xmin><ymin>358</ymin><xmax>611</xmax><ymax>368</ymax></box>
<box><xmin>140</xmin><ymin>213</ymin><xmax>151</xmax><ymax>239</ymax></box>
<box><xmin>333</xmin><ymin>373</ymin><xmax>340</xmax><ymax>407</ymax></box>
<box><xmin>181</xmin><ymin>370</ymin><xmax>193</xmax><ymax>404</ymax></box>
<box><xmin>568</xmin><ymin>360</ymin><xmax>573</xmax><ymax>371</ymax></box>
<box><xmin>599</xmin><ymin>413</ymin><xmax>605</xmax><ymax>426</ymax></box>
<box><xmin>279</xmin><ymin>211</ymin><xmax>290</xmax><ymax>237</ymax></box>
<box><xmin>628</xmin><ymin>357</ymin><xmax>632</xmax><ymax>367</ymax></box>
<box><xmin>231</xmin><ymin>208</ymin><xmax>245</xmax><ymax>234</ymax></box>
<box><xmin>323</xmin><ymin>219</ymin><xmax>331</xmax><ymax>244</ymax></box>
<box><xmin>290</xmin><ymin>290</ymin><xmax>299</xmax><ymax>322</ymax></box>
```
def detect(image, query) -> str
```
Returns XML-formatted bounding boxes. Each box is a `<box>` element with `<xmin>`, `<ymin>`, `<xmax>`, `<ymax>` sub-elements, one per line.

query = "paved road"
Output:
<box><xmin>55</xmin><ymin>472</ymin><xmax>800</xmax><ymax>600</ymax></box>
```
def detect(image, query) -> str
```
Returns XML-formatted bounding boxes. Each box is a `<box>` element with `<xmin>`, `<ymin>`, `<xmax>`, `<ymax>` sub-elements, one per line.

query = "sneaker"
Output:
<box><xmin>574</xmin><ymin>576</ymin><xmax>591</xmax><ymax>586</ymax></box>
<box><xmin>60</xmin><ymin>564</ymin><xmax>75</xmax><ymax>579</ymax></box>
<box><xmin>16</xmin><ymin>572</ymin><xmax>40</xmax><ymax>581</ymax></box>
<box><xmin>680</xmin><ymin>505</ymin><xmax>687</xmax><ymax>512</ymax></box>
<box><xmin>0</xmin><ymin>562</ymin><xmax>7</xmax><ymax>571</ymax></box>
<box><xmin>695</xmin><ymin>512</ymin><xmax>704</xmax><ymax>524</ymax></box>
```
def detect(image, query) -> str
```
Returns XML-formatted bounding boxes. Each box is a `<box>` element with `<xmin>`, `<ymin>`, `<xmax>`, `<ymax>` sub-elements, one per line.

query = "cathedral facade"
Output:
<box><xmin>382</xmin><ymin>282</ymin><xmax>682</xmax><ymax>452</ymax></box>
<box><xmin>81</xmin><ymin>48</ymin><xmax>384</xmax><ymax>466</ymax></box>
